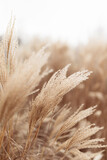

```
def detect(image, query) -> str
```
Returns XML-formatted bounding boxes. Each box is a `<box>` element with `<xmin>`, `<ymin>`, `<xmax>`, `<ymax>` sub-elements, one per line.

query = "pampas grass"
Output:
<box><xmin>0</xmin><ymin>19</ymin><xmax>106</xmax><ymax>160</ymax></box>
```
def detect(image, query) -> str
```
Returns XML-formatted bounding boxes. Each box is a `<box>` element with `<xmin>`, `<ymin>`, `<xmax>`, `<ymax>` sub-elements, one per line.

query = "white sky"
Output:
<box><xmin>0</xmin><ymin>0</ymin><xmax>107</xmax><ymax>45</ymax></box>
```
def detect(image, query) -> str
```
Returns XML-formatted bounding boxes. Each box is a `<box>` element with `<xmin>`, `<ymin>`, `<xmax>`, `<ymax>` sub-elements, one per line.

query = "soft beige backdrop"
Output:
<box><xmin>0</xmin><ymin>0</ymin><xmax>107</xmax><ymax>45</ymax></box>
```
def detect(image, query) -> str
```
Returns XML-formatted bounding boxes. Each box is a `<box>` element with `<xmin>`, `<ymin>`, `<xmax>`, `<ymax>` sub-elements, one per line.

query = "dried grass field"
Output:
<box><xmin>0</xmin><ymin>19</ymin><xmax>107</xmax><ymax>160</ymax></box>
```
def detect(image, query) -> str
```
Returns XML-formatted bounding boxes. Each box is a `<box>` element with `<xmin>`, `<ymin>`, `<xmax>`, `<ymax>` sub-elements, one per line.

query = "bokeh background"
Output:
<box><xmin>0</xmin><ymin>0</ymin><xmax>107</xmax><ymax>45</ymax></box>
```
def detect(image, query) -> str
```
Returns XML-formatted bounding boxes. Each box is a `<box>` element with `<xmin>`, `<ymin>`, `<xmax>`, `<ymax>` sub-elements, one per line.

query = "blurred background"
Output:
<box><xmin>0</xmin><ymin>0</ymin><xmax>107</xmax><ymax>45</ymax></box>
